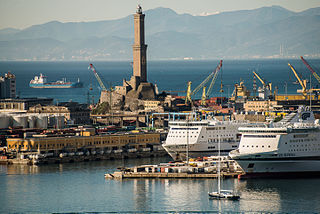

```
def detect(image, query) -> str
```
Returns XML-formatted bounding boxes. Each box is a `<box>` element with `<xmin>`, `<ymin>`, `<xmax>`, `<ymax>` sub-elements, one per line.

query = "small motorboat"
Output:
<box><xmin>208</xmin><ymin>190</ymin><xmax>240</xmax><ymax>200</ymax></box>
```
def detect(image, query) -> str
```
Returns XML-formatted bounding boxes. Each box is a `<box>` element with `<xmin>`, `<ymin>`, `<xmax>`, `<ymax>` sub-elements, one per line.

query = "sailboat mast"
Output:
<box><xmin>186</xmin><ymin>113</ymin><xmax>189</xmax><ymax>164</ymax></box>
<box><xmin>218</xmin><ymin>135</ymin><xmax>221</xmax><ymax>194</ymax></box>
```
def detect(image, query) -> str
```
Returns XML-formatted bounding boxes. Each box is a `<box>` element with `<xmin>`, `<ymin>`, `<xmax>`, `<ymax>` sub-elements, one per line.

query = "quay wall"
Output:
<box><xmin>7</xmin><ymin>133</ymin><xmax>160</xmax><ymax>153</ymax></box>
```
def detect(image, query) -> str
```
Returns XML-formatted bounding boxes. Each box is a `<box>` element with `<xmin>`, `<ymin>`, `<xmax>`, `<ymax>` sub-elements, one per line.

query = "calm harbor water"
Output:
<box><xmin>1</xmin><ymin>157</ymin><xmax>320</xmax><ymax>213</ymax></box>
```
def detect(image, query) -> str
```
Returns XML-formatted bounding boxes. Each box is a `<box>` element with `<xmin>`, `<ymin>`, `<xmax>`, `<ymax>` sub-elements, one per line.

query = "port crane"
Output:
<box><xmin>252</xmin><ymin>70</ymin><xmax>272</xmax><ymax>100</ymax></box>
<box><xmin>88</xmin><ymin>63</ymin><xmax>108</xmax><ymax>91</ymax></box>
<box><xmin>185</xmin><ymin>60</ymin><xmax>223</xmax><ymax>105</ymax></box>
<box><xmin>253</xmin><ymin>71</ymin><xmax>272</xmax><ymax>91</ymax></box>
<box><xmin>288</xmin><ymin>63</ymin><xmax>308</xmax><ymax>96</ymax></box>
<box><xmin>300</xmin><ymin>56</ymin><xmax>320</xmax><ymax>84</ymax></box>
<box><xmin>288</xmin><ymin>63</ymin><xmax>320</xmax><ymax>99</ymax></box>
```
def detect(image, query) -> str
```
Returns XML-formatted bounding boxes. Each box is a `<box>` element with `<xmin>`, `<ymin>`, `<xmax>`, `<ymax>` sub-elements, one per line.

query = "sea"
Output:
<box><xmin>1</xmin><ymin>59</ymin><xmax>320</xmax><ymax>213</ymax></box>
<box><xmin>1</xmin><ymin>59</ymin><xmax>320</xmax><ymax>103</ymax></box>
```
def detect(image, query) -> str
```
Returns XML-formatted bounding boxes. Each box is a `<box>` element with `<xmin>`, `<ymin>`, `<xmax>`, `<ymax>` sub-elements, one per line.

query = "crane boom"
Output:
<box><xmin>288</xmin><ymin>63</ymin><xmax>307</xmax><ymax>95</ymax></box>
<box><xmin>300</xmin><ymin>56</ymin><xmax>320</xmax><ymax>84</ymax></box>
<box><xmin>191</xmin><ymin>60</ymin><xmax>223</xmax><ymax>96</ymax></box>
<box><xmin>253</xmin><ymin>71</ymin><xmax>266</xmax><ymax>86</ymax></box>
<box><xmin>185</xmin><ymin>60</ymin><xmax>223</xmax><ymax>105</ymax></box>
<box><xmin>206</xmin><ymin>60</ymin><xmax>223</xmax><ymax>97</ymax></box>
<box><xmin>88</xmin><ymin>63</ymin><xmax>107</xmax><ymax>91</ymax></box>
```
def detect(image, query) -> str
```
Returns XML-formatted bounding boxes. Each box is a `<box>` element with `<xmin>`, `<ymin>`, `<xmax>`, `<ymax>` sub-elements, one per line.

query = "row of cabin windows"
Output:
<box><xmin>208</xmin><ymin>134</ymin><xmax>235</xmax><ymax>138</ymax></box>
<box><xmin>290</xmin><ymin>138</ymin><xmax>317</xmax><ymax>143</ymax></box>
<box><xmin>289</xmin><ymin>148</ymin><xmax>320</xmax><ymax>152</ymax></box>
<box><xmin>243</xmin><ymin>135</ymin><xmax>276</xmax><ymax>138</ymax></box>
<box><xmin>208</xmin><ymin>138</ymin><xmax>234</xmax><ymax>143</ymax></box>
<box><xmin>171</xmin><ymin>131</ymin><xmax>199</xmax><ymax>134</ymax></box>
<box><xmin>240</xmin><ymin>130</ymin><xmax>286</xmax><ymax>133</ymax></box>
<box><xmin>289</xmin><ymin>144</ymin><xmax>320</xmax><ymax>148</ymax></box>
<box><xmin>242</xmin><ymin>145</ymin><xmax>271</xmax><ymax>148</ymax></box>
<box><xmin>206</xmin><ymin>127</ymin><xmax>226</xmax><ymax>130</ymax></box>
<box><xmin>169</xmin><ymin>135</ymin><xmax>197</xmax><ymax>138</ymax></box>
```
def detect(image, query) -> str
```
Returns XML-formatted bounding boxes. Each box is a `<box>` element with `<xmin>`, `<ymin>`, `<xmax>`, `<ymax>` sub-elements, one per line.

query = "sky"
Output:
<box><xmin>1</xmin><ymin>0</ymin><xmax>320</xmax><ymax>29</ymax></box>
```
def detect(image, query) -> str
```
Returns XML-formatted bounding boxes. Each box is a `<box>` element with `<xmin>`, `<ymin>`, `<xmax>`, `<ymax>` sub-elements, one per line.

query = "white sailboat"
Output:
<box><xmin>208</xmin><ymin>135</ymin><xmax>240</xmax><ymax>200</ymax></box>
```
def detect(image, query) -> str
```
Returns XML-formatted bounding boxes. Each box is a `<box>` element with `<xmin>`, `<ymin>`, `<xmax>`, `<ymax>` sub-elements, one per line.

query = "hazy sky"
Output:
<box><xmin>1</xmin><ymin>0</ymin><xmax>320</xmax><ymax>29</ymax></box>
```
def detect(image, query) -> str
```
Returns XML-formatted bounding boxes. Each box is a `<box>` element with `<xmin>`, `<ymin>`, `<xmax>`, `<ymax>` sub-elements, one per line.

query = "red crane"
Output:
<box><xmin>300</xmin><ymin>56</ymin><xmax>320</xmax><ymax>84</ymax></box>
<box><xmin>88</xmin><ymin>63</ymin><xmax>107</xmax><ymax>91</ymax></box>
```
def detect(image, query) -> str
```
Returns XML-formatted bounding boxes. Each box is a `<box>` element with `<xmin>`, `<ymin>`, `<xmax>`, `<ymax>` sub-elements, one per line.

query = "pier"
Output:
<box><xmin>3</xmin><ymin>149</ymin><xmax>167</xmax><ymax>165</ymax></box>
<box><xmin>105</xmin><ymin>157</ymin><xmax>244</xmax><ymax>179</ymax></box>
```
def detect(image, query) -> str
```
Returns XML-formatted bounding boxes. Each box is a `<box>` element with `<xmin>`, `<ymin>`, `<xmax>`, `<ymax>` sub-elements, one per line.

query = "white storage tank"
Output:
<box><xmin>12</xmin><ymin>115</ymin><xmax>28</xmax><ymax>128</ymax></box>
<box><xmin>36</xmin><ymin>115</ymin><xmax>48</xmax><ymax>129</ymax></box>
<box><xmin>48</xmin><ymin>116</ymin><xmax>56</xmax><ymax>127</ymax></box>
<box><xmin>28</xmin><ymin>116</ymin><xmax>37</xmax><ymax>128</ymax></box>
<box><xmin>0</xmin><ymin>114</ymin><xmax>11</xmax><ymax>129</ymax></box>
<box><xmin>55</xmin><ymin>116</ymin><xmax>65</xmax><ymax>129</ymax></box>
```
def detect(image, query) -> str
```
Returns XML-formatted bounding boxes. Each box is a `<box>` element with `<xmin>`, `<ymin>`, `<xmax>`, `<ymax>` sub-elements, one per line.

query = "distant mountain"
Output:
<box><xmin>0</xmin><ymin>28</ymin><xmax>21</xmax><ymax>35</ymax></box>
<box><xmin>0</xmin><ymin>5</ymin><xmax>319</xmax><ymax>61</ymax></box>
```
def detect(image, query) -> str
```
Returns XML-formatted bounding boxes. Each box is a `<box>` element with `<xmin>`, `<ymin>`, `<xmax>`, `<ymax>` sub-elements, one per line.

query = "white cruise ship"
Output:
<box><xmin>162</xmin><ymin>117</ymin><xmax>248</xmax><ymax>161</ymax></box>
<box><xmin>229</xmin><ymin>106</ymin><xmax>320</xmax><ymax>178</ymax></box>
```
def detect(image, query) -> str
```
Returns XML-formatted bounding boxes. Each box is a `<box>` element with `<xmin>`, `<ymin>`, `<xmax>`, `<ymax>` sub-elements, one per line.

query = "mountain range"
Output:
<box><xmin>0</xmin><ymin>6</ymin><xmax>319</xmax><ymax>61</ymax></box>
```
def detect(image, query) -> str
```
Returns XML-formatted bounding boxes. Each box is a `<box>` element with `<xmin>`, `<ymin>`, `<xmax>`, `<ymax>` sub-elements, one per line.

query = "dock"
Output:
<box><xmin>105</xmin><ymin>156</ymin><xmax>244</xmax><ymax>179</ymax></box>
<box><xmin>1</xmin><ymin>149</ymin><xmax>168</xmax><ymax>165</ymax></box>
<box><xmin>105</xmin><ymin>171</ymin><xmax>241</xmax><ymax>179</ymax></box>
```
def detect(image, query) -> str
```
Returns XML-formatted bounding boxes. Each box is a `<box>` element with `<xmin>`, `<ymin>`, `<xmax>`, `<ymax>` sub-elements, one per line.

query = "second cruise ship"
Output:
<box><xmin>230</xmin><ymin>106</ymin><xmax>320</xmax><ymax>178</ymax></box>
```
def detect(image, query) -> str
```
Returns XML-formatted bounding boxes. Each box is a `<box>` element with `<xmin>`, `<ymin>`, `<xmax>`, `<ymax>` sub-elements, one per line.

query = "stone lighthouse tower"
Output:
<box><xmin>132</xmin><ymin>5</ymin><xmax>147</xmax><ymax>83</ymax></box>
<box><xmin>101</xmin><ymin>5</ymin><xmax>156</xmax><ymax>110</ymax></box>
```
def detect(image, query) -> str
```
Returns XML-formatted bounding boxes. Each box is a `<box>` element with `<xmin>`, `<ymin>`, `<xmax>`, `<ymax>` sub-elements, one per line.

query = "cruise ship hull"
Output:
<box><xmin>163</xmin><ymin>141</ymin><xmax>239</xmax><ymax>161</ymax></box>
<box><xmin>235</xmin><ymin>159</ymin><xmax>320</xmax><ymax>178</ymax></box>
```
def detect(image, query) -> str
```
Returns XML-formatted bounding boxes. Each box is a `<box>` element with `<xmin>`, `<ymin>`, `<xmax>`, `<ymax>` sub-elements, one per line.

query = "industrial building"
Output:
<box><xmin>28</xmin><ymin>102</ymin><xmax>90</xmax><ymax>125</ymax></box>
<box><xmin>0</xmin><ymin>97</ymin><xmax>53</xmax><ymax>111</ymax></box>
<box><xmin>7</xmin><ymin>132</ymin><xmax>161</xmax><ymax>155</ymax></box>
<box><xmin>0</xmin><ymin>72</ymin><xmax>16</xmax><ymax>99</ymax></box>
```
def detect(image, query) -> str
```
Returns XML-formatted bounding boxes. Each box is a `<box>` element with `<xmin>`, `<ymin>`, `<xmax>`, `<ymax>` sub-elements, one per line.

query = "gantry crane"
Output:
<box><xmin>185</xmin><ymin>60</ymin><xmax>223</xmax><ymax>105</ymax></box>
<box><xmin>88</xmin><ymin>63</ymin><xmax>108</xmax><ymax>91</ymax></box>
<box><xmin>300</xmin><ymin>56</ymin><xmax>320</xmax><ymax>84</ymax></box>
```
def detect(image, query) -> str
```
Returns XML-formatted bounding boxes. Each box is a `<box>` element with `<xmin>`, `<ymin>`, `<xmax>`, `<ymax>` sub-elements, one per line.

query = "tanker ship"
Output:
<box><xmin>29</xmin><ymin>74</ymin><xmax>83</xmax><ymax>88</ymax></box>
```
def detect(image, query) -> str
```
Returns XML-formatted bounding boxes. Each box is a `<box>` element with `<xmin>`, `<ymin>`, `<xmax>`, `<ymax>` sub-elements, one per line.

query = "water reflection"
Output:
<box><xmin>238</xmin><ymin>178</ymin><xmax>320</xmax><ymax>213</ymax></box>
<box><xmin>237</xmin><ymin>180</ymin><xmax>281</xmax><ymax>212</ymax></box>
<box><xmin>6</xmin><ymin>164</ymin><xmax>39</xmax><ymax>175</ymax></box>
<box><xmin>133</xmin><ymin>179</ymin><xmax>149</xmax><ymax>211</ymax></box>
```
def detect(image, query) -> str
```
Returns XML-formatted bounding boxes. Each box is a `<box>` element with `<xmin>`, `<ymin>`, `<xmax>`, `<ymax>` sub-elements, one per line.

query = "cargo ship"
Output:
<box><xmin>29</xmin><ymin>74</ymin><xmax>83</xmax><ymax>88</ymax></box>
